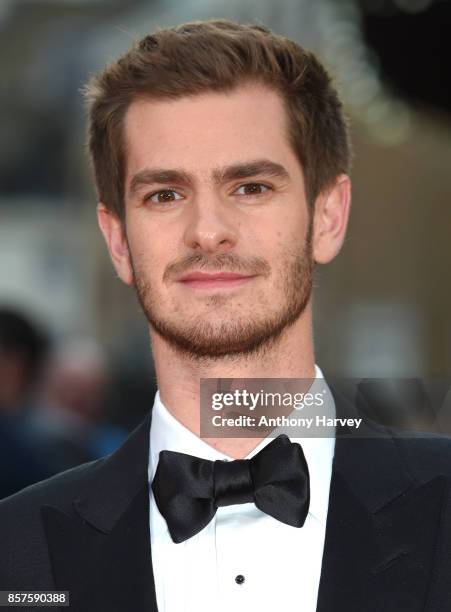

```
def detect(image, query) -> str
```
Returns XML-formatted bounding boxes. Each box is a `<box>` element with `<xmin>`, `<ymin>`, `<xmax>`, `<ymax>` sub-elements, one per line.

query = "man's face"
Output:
<box><xmin>119</xmin><ymin>83</ymin><xmax>314</xmax><ymax>358</ymax></box>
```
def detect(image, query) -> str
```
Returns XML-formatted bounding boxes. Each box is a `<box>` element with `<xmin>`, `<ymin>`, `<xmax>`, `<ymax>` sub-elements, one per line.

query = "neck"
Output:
<box><xmin>150</xmin><ymin>304</ymin><xmax>315</xmax><ymax>459</ymax></box>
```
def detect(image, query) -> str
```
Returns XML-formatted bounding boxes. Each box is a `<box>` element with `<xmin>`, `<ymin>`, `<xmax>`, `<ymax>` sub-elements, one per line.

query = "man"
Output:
<box><xmin>1</xmin><ymin>19</ymin><xmax>450</xmax><ymax>612</ymax></box>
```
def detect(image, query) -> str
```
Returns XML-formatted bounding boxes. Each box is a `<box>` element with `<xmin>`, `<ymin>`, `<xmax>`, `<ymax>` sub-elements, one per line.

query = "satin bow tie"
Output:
<box><xmin>151</xmin><ymin>434</ymin><xmax>310</xmax><ymax>543</ymax></box>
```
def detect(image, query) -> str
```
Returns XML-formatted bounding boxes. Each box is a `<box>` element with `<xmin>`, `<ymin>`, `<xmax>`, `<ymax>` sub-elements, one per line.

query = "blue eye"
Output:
<box><xmin>234</xmin><ymin>183</ymin><xmax>270</xmax><ymax>196</ymax></box>
<box><xmin>146</xmin><ymin>190</ymin><xmax>183</xmax><ymax>203</ymax></box>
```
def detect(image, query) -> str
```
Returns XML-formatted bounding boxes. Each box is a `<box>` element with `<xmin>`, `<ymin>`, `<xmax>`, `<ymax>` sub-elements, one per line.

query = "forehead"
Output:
<box><xmin>122</xmin><ymin>83</ymin><xmax>301</xmax><ymax>182</ymax></box>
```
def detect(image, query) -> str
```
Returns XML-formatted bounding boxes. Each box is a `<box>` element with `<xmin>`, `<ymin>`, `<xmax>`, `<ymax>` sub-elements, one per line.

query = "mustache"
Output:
<box><xmin>163</xmin><ymin>253</ymin><xmax>271</xmax><ymax>282</ymax></box>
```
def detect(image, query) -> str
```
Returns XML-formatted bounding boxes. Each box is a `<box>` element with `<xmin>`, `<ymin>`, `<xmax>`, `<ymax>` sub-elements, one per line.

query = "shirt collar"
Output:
<box><xmin>148</xmin><ymin>365</ymin><xmax>335</xmax><ymax>526</ymax></box>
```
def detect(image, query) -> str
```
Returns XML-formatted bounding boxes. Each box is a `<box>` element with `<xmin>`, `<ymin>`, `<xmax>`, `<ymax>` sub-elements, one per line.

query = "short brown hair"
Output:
<box><xmin>85</xmin><ymin>19</ymin><xmax>351</xmax><ymax>219</ymax></box>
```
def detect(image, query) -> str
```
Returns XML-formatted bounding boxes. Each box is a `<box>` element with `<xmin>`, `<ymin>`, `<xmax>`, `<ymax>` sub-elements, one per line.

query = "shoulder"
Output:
<box><xmin>359</xmin><ymin>419</ymin><xmax>451</xmax><ymax>482</ymax></box>
<box><xmin>0</xmin><ymin>455</ymin><xmax>105</xmax><ymax>519</ymax></box>
<box><xmin>392</xmin><ymin>430</ymin><xmax>451</xmax><ymax>481</ymax></box>
<box><xmin>334</xmin><ymin>383</ymin><xmax>451</xmax><ymax>482</ymax></box>
<box><xmin>0</xmin><ymin>457</ymin><xmax>105</xmax><ymax>554</ymax></box>
<box><xmin>0</xmin><ymin>413</ymin><xmax>151</xmax><ymax>587</ymax></box>
<box><xmin>0</xmin><ymin>457</ymin><xmax>107</xmax><ymax>588</ymax></box>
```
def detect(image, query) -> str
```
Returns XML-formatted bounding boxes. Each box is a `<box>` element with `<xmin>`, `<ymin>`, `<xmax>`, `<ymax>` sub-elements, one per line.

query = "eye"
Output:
<box><xmin>233</xmin><ymin>183</ymin><xmax>271</xmax><ymax>196</ymax></box>
<box><xmin>145</xmin><ymin>189</ymin><xmax>183</xmax><ymax>204</ymax></box>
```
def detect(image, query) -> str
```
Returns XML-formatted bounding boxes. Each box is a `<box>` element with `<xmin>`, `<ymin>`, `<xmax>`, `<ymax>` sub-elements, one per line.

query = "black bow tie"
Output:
<box><xmin>151</xmin><ymin>434</ymin><xmax>310</xmax><ymax>543</ymax></box>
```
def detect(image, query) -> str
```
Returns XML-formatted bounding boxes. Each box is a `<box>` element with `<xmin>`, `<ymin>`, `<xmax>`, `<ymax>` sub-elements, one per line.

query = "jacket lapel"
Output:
<box><xmin>41</xmin><ymin>412</ymin><xmax>158</xmax><ymax>612</ymax></box>
<box><xmin>317</xmin><ymin>390</ymin><xmax>447</xmax><ymax>612</ymax></box>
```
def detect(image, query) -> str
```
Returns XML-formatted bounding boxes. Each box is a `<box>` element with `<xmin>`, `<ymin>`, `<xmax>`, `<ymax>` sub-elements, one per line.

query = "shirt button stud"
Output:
<box><xmin>235</xmin><ymin>574</ymin><xmax>245</xmax><ymax>585</ymax></box>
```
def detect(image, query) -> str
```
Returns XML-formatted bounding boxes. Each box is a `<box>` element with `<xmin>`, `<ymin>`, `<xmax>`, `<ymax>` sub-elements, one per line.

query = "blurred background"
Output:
<box><xmin>0</xmin><ymin>0</ymin><xmax>450</xmax><ymax>497</ymax></box>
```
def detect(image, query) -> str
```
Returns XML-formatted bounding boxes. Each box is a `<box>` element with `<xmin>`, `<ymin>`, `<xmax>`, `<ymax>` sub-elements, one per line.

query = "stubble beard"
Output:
<box><xmin>131</xmin><ymin>224</ymin><xmax>314</xmax><ymax>361</ymax></box>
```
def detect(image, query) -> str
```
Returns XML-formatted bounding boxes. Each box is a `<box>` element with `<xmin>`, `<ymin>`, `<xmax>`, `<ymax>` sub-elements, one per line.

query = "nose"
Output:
<box><xmin>183</xmin><ymin>196</ymin><xmax>239</xmax><ymax>254</ymax></box>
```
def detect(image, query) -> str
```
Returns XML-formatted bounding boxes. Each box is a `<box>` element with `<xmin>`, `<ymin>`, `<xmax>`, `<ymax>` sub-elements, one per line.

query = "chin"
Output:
<box><xmin>150</xmin><ymin>313</ymin><xmax>292</xmax><ymax>360</ymax></box>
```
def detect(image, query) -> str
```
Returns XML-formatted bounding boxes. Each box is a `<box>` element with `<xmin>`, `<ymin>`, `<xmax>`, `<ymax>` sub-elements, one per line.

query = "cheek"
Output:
<box><xmin>269</xmin><ymin>225</ymin><xmax>308</xmax><ymax>278</ymax></box>
<box><xmin>127</xmin><ymin>226</ymin><xmax>177</xmax><ymax>281</ymax></box>
<box><xmin>126</xmin><ymin>227</ymin><xmax>156</xmax><ymax>270</ymax></box>
<box><xmin>269</xmin><ymin>226</ymin><xmax>295</xmax><ymax>257</ymax></box>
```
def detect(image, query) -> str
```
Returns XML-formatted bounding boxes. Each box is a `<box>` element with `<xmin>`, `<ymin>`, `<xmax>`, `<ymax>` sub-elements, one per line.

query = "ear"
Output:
<box><xmin>312</xmin><ymin>174</ymin><xmax>351</xmax><ymax>264</ymax></box>
<box><xmin>97</xmin><ymin>204</ymin><xmax>134</xmax><ymax>285</ymax></box>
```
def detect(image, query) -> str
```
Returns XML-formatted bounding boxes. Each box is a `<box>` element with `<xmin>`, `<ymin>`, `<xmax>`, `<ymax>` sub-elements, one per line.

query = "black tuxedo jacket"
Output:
<box><xmin>1</xmin><ymin>391</ymin><xmax>451</xmax><ymax>612</ymax></box>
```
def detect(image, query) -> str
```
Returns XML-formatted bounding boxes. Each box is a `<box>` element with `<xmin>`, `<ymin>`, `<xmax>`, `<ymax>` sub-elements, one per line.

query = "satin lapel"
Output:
<box><xmin>41</xmin><ymin>412</ymin><xmax>158</xmax><ymax>612</ymax></box>
<box><xmin>317</xmin><ymin>390</ymin><xmax>447</xmax><ymax>612</ymax></box>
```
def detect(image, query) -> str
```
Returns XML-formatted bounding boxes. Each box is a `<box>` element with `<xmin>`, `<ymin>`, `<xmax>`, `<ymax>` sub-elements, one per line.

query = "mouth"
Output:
<box><xmin>178</xmin><ymin>271</ymin><xmax>257</xmax><ymax>290</ymax></box>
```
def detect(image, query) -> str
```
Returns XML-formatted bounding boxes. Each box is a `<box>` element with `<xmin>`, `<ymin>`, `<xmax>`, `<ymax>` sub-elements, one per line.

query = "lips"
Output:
<box><xmin>180</xmin><ymin>272</ymin><xmax>251</xmax><ymax>281</ymax></box>
<box><xmin>178</xmin><ymin>271</ymin><xmax>256</xmax><ymax>289</ymax></box>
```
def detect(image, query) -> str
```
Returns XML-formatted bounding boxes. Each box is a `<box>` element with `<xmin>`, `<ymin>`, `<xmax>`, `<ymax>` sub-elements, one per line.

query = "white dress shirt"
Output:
<box><xmin>148</xmin><ymin>366</ymin><xmax>335</xmax><ymax>612</ymax></box>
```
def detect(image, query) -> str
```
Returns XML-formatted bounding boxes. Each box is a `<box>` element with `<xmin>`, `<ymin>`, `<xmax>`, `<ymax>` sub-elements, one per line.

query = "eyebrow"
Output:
<box><xmin>213</xmin><ymin>160</ymin><xmax>290</xmax><ymax>183</ymax></box>
<box><xmin>128</xmin><ymin>159</ymin><xmax>290</xmax><ymax>196</ymax></box>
